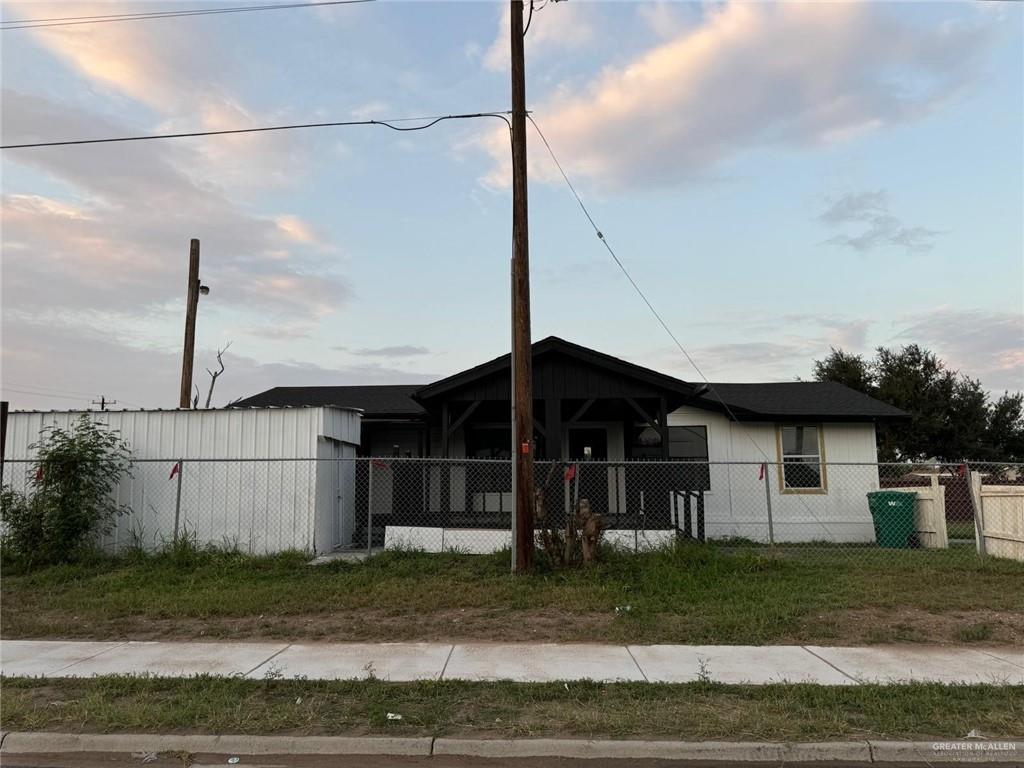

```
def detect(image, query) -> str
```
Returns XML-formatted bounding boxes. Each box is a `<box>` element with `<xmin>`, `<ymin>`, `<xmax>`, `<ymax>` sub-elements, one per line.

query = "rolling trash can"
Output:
<box><xmin>866</xmin><ymin>491</ymin><xmax>918</xmax><ymax>549</ymax></box>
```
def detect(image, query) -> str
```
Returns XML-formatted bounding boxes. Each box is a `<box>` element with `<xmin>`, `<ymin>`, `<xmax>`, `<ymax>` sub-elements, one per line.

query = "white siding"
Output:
<box><xmin>668</xmin><ymin>407</ymin><xmax>880</xmax><ymax>543</ymax></box>
<box><xmin>4</xmin><ymin>407</ymin><xmax>360</xmax><ymax>555</ymax></box>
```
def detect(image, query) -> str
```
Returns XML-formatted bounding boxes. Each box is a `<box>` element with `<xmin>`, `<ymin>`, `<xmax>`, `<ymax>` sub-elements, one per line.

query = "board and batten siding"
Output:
<box><xmin>667</xmin><ymin>406</ymin><xmax>880</xmax><ymax>542</ymax></box>
<box><xmin>4</xmin><ymin>407</ymin><xmax>361</xmax><ymax>555</ymax></box>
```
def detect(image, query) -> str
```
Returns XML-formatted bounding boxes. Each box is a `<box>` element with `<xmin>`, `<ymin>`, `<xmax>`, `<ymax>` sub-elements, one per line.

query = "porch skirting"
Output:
<box><xmin>384</xmin><ymin>525</ymin><xmax>676</xmax><ymax>555</ymax></box>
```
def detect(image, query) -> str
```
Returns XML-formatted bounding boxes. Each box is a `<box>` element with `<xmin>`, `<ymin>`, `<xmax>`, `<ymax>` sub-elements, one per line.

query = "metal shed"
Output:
<box><xmin>2</xmin><ymin>406</ymin><xmax>362</xmax><ymax>555</ymax></box>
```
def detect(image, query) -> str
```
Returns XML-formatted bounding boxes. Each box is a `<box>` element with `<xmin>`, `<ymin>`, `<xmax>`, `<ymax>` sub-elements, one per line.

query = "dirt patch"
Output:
<box><xmin>2</xmin><ymin>607</ymin><xmax>619</xmax><ymax>643</ymax></box>
<box><xmin>7</xmin><ymin>605</ymin><xmax>1023</xmax><ymax>646</ymax></box>
<box><xmin>792</xmin><ymin>607</ymin><xmax>1024</xmax><ymax>646</ymax></box>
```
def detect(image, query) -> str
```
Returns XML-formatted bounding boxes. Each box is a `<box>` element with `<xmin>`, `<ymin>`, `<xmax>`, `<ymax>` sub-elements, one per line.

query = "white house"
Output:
<box><xmin>236</xmin><ymin>337</ymin><xmax>908</xmax><ymax>548</ymax></box>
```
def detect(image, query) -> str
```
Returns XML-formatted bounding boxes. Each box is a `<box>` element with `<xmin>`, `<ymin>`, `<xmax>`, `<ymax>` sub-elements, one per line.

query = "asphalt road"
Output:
<box><xmin>5</xmin><ymin>754</ymin><xmax>1023</xmax><ymax>768</ymax></box>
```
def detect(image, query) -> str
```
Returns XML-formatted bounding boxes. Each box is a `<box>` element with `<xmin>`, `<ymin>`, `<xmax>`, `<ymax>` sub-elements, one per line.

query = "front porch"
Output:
<box><xmin>353</xmin><ymin>338</ymin><xmax>714</xmax><ymax>546</ymax></box>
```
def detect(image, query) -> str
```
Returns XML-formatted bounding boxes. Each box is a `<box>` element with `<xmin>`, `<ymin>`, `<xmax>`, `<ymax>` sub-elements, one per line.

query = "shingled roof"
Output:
<box><xmin>695</xmin><ymin>382</ymin><xmax>909</xmax><ymax>422</ymax></box>
<box><xmin>232</xmin><ymin>341</ymin><xmax>908</xmax><ymax>423</ymax></box>
<box><xmin>232</xmin><ymin>384</ymin><xmax>425</xmax><ymax>417</ymax></box>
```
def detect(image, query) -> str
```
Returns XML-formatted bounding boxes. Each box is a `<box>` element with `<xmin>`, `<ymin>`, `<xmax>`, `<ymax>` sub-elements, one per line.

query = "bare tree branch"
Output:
<box><xmin>204</xmin><ymin>341</ymin><xmax>233</xmax><ymax>409</ymax></box>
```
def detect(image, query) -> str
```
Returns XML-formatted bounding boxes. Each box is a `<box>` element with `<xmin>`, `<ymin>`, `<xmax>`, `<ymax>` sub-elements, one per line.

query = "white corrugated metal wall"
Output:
<box><xmin>3</xmin><ymin>407</ymin><xmax>361</xmax><ymax>555</ymax></box>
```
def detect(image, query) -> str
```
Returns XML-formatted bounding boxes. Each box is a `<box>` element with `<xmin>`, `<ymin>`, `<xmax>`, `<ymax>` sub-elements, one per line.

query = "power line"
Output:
<box><xmin>2</xmin><ymin>382</ymin><xmax>143</xmax><ymax>406</ymax></box>
<box><xmin>1</xmin><ymin>111</ymin><xmax>513</xmax><ymax>150</ymax></box>
<box><xmin>3</xmin><ymin>382</ymin><xmax>102</xmax><ymax>398</ymax></box>
<box><xmin>1</xmin><ymin>387</ymin><xmax>92</xmax><ymax>402</ymax></box>
<box><xmin>1</xmin><ymin>0</ymin><xmax>374</xmax><ymax>31</ymax></box>
<box><xmin>527</xmin><ymin>114</ymin><xmax>839</xmax><ymax>540</ymax></box>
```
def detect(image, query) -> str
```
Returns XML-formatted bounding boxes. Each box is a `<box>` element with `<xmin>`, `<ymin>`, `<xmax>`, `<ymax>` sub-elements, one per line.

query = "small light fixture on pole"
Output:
<box><xmin>179</xmin><ymin>238</ymin><xmax>210</xmax><ymax>408</ymax></box>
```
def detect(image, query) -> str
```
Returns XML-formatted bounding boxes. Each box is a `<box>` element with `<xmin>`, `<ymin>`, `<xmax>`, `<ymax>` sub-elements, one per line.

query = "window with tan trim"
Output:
<box><xmin>776</xmin><ymin>424</ymin><xmax>827</xmax><ymax>493</ymax></box>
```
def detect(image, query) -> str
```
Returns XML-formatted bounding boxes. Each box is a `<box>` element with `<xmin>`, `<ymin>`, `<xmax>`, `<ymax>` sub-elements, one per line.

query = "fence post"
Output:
<box><xmin>967</xmin><ymin>465</ymin><xmax>987</xmax><ymax>558</ymax></box>
<box><xmin>763</xmin><ymin>462</ymin><xmax>775</xmax><ymax>546</ymax></box>
<box><xmin>367</xmin><ymin>459</ymin><xmax>374</xmax><ymax>556</ymax></box>
<box><xmin>173</xmin><ymin>459</ymin><xmax>184</xmax><ymax>543</ymax></box>
<box><xmin>0</xmin><ymin>400</ymin><xmax>8</xmax><ymax>485</ymax></box>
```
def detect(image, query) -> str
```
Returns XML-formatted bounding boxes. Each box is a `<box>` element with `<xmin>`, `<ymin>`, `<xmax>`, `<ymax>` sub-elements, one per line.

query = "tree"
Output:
<box><xmin>985</xmin><ymin>392</ymin><xmax>1024</xmax><ymax>461</ymax></box>
<box><xmin>812</xmin><ymin>344</ymin><xmax>1023</xmax><ymax>462</ymax></box>
<box><xmin>189</xmin><ymin>342</ymin><xmax>233</xmax><ymax>409</ymax></box>
<box><xmin>1</xmin><ymin>415</ymin><xmax>132</xmax><ymax>568</ymax></box>
<box><xmin>812</xmin><ymin>348</ymin><xmax>873</xmax><ymax>394</ymax></box>
<box><xmin>203</xmin><ymin>342</ymin><xmax>232</xmax><ymax>409</ymax></box>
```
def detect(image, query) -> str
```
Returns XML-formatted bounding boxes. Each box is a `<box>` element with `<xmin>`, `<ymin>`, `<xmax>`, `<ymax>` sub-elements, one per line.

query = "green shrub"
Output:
<box><xmin>1</xmin><ymin>415</ymin><xmax>132</xmax><ymax>568</ymax></box>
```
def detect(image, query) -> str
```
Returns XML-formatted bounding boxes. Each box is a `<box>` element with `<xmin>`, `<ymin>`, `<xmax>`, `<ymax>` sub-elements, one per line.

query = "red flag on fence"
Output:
<box><xmin>371</xmin><ymin>459</ymin><xmax>390</xmax><ymax>470</ymax></box>
<box><xmin>169</xmin><ymin>461</ymin><xmax>180</xmax><ymax>481</ymax></box>
<box><xmin>958</xmin><ymin>463</ymin><xmax>967</xmax><ymax>477</ymax></box>
<box><xmin>758</xmin><ymin>463</ymin><xmax>765</xmax><ymax>481</ymax></box>
<box><xmin>565</xmin><ymin>463</ymin><xmax>577</xmax><ymax>482</ymax></box>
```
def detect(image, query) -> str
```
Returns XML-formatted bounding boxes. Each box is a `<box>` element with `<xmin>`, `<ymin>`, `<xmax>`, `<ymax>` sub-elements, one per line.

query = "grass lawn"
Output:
<box><xmin>3</xmin><ymin>676</ymin><xmax>1022</xmax><ymax>741</ymax></box>
<box><xmin>947</xmin><ymin>520</ymin><xmax>978</xmax><ymax>540</ymax></box>
<box><xmin>3</xmin><ymin>543</ymin><xmax>1023</xmax><ymax>645</ymax></box>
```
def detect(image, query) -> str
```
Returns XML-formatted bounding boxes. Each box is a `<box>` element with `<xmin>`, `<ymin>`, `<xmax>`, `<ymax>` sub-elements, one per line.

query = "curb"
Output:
<box><xmin>0</xmin><ymin>732</ymin><xmax>433</xmax><ymax>756</ymax></box>
<box><xmin>434</xmin><ymin>738</ymin><xmax>873</xmax><ymax>761</ymax></box>
<box><xmin>1</xmin><ymin>733</ymin><xmax>1021</xmax><ymax>763</ymax></box>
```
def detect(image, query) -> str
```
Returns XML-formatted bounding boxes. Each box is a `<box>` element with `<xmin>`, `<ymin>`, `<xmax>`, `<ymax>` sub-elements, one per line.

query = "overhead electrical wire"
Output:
<box><xmin>1</xmin><ymin>111</ymin><xmax>513</xmax><ymax>150</ymax></box>
<box><xmin>1</xmin><ymin>0</ymin><xmax>374</xmax><ymax>31</ymax></box>
<box><xmin>1</xmin><ymin>387</ymin><xmax>93</xmax><ymax>402</ymax></box>
<box><xmin>527</xmin><ymin>114</ymin><xmax>839</xmax><ymax>540</ymax></box>
<box><xmin>3</xmin><ymin>382</ymin><xmax>104</xmax><ymax>398</ymax></box>
<box><xmin>1</xmin><ymin>384</ymin><xmax>143</xmax><ymax>407</ymax></box>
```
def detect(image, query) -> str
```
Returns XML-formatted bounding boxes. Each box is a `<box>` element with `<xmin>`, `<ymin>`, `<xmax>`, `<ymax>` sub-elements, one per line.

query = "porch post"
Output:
<box><xmin>658</xmin><ymin>396</ymin><xmax>669</xmax><ymax>460</ymax></box>
<box><xmin>544</xmin><ymin>398</ymin><xmax>562</xmax><ymax>461</ymax></box>
<box><xmin>440</xmin><ymin>402</ymin><xmax>451</xmax><ymax>526</ymax></box>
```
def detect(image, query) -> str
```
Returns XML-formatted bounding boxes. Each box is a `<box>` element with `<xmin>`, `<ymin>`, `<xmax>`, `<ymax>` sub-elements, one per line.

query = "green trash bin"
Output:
<box><xmin>867</xmin><ymin>491</ymin><xmax>917</xmax><ymax>549</ymax></box>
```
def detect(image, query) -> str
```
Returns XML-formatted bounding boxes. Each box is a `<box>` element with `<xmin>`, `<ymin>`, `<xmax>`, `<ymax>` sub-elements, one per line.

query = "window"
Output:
<box><xmin>777</xmin><ymin>424</ymin><xmax>827</xmax><ymax>492</ymax></box>
<box><xmin>466</xmin><ymin>427</ymin><xmax>511</xmax><ymax>459</ymax></box>
<box><xmin>669</xmin><ymin>426</ymin><xmax>709</xmax><ymax>461</ymax></box>
<box><xmin>629</xmin><ymin>425</ymin><xmax>709</xmax><ymax>488</ymax></box>
<box><xmin>630</xmin><ymin>425</ymin><xmax>708</xmax><ymax>460</ymax></box>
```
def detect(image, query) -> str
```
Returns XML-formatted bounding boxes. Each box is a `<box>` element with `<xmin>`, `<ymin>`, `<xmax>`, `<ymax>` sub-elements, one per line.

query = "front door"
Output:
<box><xmin>568</xmin><ymin>428</ymin><xmax>607</xmax><ymax>461</ymax></box>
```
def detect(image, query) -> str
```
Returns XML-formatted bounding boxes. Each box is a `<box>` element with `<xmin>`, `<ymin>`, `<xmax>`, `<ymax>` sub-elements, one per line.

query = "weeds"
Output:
<box><xmin>2</xmin><ymin>676</ymin><xmax>1022</xmax><ymax>741</ymax></box>
<box><xmin>3</xmin><ymin>542</ymin><xmax>1022</xmax><ymax>645</ymax></box>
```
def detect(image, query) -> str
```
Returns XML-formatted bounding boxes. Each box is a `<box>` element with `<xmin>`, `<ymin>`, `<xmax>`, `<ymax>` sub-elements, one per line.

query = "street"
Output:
<box><xmin>5</xmin><ymin>752</ymin><xmax>1023</xmax><ymax>768</ymax></box>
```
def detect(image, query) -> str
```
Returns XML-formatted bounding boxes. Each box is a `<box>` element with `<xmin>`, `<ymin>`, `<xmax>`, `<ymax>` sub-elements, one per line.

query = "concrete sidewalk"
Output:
<box><xmin>2</xmin><ymin>640</ymin><xmax>1022</xmax><ymax>685</ymax></box>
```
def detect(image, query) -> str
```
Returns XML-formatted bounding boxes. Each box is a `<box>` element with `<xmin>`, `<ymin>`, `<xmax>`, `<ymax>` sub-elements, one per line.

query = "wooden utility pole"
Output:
<box><xmin>510</xmin><ymin>0</ymin><xmax>535</xmax><ymax>573</ymax></box>
<box><xmin>179</xmin><ymin>239</ymin><xmax>201</xmax><ymax>409</ymax></box>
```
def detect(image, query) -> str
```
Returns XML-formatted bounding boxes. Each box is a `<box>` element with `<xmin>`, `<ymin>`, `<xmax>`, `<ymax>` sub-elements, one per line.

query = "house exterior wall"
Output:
<box><xmin>4</xmin><ymin>407</ymin><xmax>360</xmax><ymax>555</ymax></box>
<box><xmin>668</xmin><ymin>406</ymin><xmax>880</xmax><ymax>542</ymax></box>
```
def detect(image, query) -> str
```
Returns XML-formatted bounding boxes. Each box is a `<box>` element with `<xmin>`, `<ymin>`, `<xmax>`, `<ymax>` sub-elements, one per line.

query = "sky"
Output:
<box><xmin>1</xmin><ymin>0</ymin><xmax>1022</xmax><ymax>411</ymax></box>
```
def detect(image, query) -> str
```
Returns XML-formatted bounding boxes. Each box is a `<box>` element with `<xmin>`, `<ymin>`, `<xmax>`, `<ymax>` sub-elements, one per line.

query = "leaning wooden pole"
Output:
<box><xmin>510</xmin><ymin>0</ymin><xmax>535</xmax><ymax>573</ymax></box>
<box><xmin>179</xmin><ymin>239</ymin><xmax>201</xmax><ymax>409</ymax></box>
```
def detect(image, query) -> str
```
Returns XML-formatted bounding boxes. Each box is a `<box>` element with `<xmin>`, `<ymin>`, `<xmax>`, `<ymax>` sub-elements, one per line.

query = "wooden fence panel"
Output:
<box><xmin>971</xmin><ymin>472</ymin><xmax>1024</xmax><ymax>562</ymax></box>
<box><xmin>889</xmin><ymin>475</ymin><xmax>948</xmax><ymax>549</ymax></box>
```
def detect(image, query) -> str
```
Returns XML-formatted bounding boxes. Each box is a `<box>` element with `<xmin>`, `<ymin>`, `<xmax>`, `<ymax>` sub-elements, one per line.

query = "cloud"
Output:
<box><xmin>893</xmin><ymin>308</ymin><xmax>1024</xmax><ymax>392</ymax></box>
<box><xmin>335</xmin><ymin>345</ymin><xmax>431</xmax><ymax>358</ymax></box>
<box><xmin>350</xmin><ymin>101</ymin><xmax>389</xmax><ymax>120</ymax></box>
<box><xmin>483</xmin><ymin>2</ymin><xmax>595</xmax><ymax>72</ymax></box>
<box><xmin>648</xmin><ymin>312</ymin><xmax>877</xmax><ymax>383</ymax></box>
<box><xmin>820</xmin><ymin>190</ymin><xmax>939</xmax><ymax>255</ymax></box>
<box><xmin>482</xmin><ymin>2</ymin><xmax>994</xmax><ymax>188</ymax></box>
<box><xmin>0</xmin><ymin>319</ymin><xmax>435</xmax><ymax>411</ymax></box>
<box><xmin>17</xmin><ymin>4</ymin><xmax>310</xmax><ymax>188</ymax></box>
<box><xmin>1</xmin><ymin>91</ymin><xmax>348</xmax><ymax>334</ymax></box>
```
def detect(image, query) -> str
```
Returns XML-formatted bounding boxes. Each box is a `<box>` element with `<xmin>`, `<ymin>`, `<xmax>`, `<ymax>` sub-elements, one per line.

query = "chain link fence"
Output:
<box><xmin>2</xmin><ymin>457</ymin><xmax>1022</xmax><ymax>561</ymax></box>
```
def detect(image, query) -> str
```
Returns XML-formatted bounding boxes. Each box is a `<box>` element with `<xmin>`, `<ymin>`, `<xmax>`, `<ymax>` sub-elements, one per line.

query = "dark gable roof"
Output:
<box><xmin>232</xmin><ymin>384</ymin><xmax>425</xmax><ymax>417</ymax></box>
<box><xmin>415</xmin><ymin>335</ymin><xmax>697</xmax><ymax>401</ymax></box>
<box><xmin>231</xmin><ymin>339</ymin><xmax>908</xmax><ymax>423</ymax></box>
<box><xmin>695</xmin><ymin>382</ymin><xmax>909</xmax><ymax>422</ymax></box>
